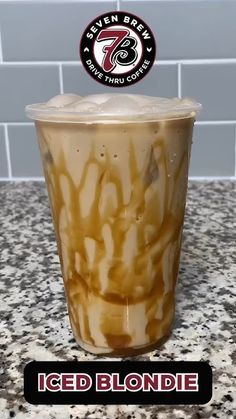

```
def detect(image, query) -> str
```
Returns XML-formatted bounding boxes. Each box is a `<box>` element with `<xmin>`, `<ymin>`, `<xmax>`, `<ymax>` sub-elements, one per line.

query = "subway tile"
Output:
<box><xmin>0</xmin><ymin>2</ymin><xmax>116</xmax><ymax>61</ymax></box>
<box><xmin>189</xmin><ymin>125</ymin><xmax>235</xmax><ymax>177</ymax></box>
<box><xmin>62</xmin><ymin>64</ymin><xmax>178</xmax><ymax>97</ymax></box>
<box><xmin>8</xmin><ymin>125</ymin><xmax>43</xmax><ymax>177</ymax></box>
<box><xmin>0</xmin><ymin>126</ymin><xmax>8</xmax><ymax>177</ymax></box>
<box><xmin>121</xmin><ymin>1</ymin><xmax>236</xmax><ymax>59</ymax></box>
<box><xmin>182</xmin><ymin>64</ymin><xmax>236</xmax><ymax>121</ymax></box>
<box><xmin>0</xmin><ymin>65</ymin><xmax>60</xmax><ymax>122</ymax></box>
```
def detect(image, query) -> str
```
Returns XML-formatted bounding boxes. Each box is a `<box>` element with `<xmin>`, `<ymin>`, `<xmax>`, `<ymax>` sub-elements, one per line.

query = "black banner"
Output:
<box><xmin>24</xmin><ymin>361</ymin><xmax>212</xmax><ymax>405</ymax></box>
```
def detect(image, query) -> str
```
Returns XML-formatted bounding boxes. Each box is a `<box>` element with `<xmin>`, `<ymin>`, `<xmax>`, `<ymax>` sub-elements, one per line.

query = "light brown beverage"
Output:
<box><xmin>26</xmin><ymin>94</ymin><xmax>200</xmax><ymax>355</ymax></box>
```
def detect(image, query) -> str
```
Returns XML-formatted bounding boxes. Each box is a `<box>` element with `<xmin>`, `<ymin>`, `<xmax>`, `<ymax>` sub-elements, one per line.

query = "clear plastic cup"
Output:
<box><xmin>26</xmin><ymin>94</ymin><xmax>201</xmax><ymax>356</ymax></box>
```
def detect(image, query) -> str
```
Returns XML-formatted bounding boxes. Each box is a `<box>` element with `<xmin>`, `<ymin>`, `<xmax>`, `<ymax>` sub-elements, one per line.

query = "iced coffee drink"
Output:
<box><xmin>26</xmin><ymin>94</ymin><xmax>200</xmax><ymax>355</ymax></box>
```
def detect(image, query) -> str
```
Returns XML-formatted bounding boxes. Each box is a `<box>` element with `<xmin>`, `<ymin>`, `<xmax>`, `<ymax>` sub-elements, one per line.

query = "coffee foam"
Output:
<box><xmin>26</xmin><ymin>93</ymin><xmax>201</xmax><ymax>122</ymax></box>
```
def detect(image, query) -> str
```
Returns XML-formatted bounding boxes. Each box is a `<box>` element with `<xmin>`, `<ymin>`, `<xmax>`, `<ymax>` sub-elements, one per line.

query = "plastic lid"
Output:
<box><xmin>25</xmin><ymin>93</ymin><xmax>201</xmax><ymax>123</ymax></box>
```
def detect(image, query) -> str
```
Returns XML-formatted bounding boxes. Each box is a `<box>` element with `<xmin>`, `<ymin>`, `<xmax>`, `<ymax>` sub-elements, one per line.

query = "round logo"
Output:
<box><xmin>80</xmin><ymin>11</ymin><xmax>156</xmax><ymax>87</ymax></box>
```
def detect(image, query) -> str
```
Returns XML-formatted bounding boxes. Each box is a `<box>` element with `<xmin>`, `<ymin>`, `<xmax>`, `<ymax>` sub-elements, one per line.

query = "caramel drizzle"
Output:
<box><xmin>36</xmin><ymin>119</ymin><xmax>193</xmax><ymax>349</ymax></box>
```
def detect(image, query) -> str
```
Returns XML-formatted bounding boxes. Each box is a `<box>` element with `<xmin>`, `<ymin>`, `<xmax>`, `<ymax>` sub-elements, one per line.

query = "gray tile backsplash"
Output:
<box><xmin>182</xmin><ymin>64</ymin><xmax>236</xmax><ymax>121</ymax></box>
<box><xmin>190</xmin><ymin>125</ymin><xmax>235</xmax><ymax>177</ymax></box>
<box><xmin>0</xmin><ymin>0</ymin><xmax>235</xmax><ymax>179</ymax></box>
<box><xmin>0</xmin><ymin>65</ymin><xmax>60</xmax><ymax>122</ymax></box>
<box><xmin>122</xmin><ymin>0</ymin><xmax>236</xmax><ymax>59</ymax></box>
<box><xmin>0</xmin><ymin>126</ymin><xmax>8</xmax><ymax>177</ymax></box>
<box><xmin>8</xmin><ymin>125</ymin><xmax>43</xmax><ymax>177</ymax></box>
<box><xmin>0</xmin><ymin>2</ymin><xmax>116</xmax><ymax>61</ymax></box>
<box><xmin>62</xmin><ymin>64</ymin><xmax>178</xmax><ymax>97</ymax></box>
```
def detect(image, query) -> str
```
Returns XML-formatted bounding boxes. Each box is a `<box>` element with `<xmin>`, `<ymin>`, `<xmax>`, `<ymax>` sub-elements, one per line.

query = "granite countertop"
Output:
<box><xmin>0</xmin><ymin>181</ymin><xmax>235</xmax><ymax>419</ymax></box>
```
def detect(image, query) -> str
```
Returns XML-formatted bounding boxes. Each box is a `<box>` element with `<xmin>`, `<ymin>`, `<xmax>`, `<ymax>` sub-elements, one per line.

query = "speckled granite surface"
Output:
<box><xmin>0</xmin><ymin>181</ymin><xmax>235</xmax><ymax>419</ymax></box>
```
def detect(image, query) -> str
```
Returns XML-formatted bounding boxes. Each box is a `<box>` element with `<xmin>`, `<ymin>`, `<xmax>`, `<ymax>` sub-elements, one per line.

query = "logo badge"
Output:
<box><xmin>80</xmin><ymin>12</ymin><xmax>156</xmax><ymax>87</ymax></box>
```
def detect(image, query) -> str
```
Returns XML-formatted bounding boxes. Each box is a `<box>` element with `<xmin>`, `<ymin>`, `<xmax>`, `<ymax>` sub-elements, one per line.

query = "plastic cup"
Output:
<box><xmin>26</xmin><ymin>94</ymin><xmax>201</xmax><ymax>356</ymax></box>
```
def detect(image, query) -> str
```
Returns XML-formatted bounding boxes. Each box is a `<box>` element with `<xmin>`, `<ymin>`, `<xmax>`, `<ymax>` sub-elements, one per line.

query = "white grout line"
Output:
<box><xmin>0</xmin><ymin>176</ymin><xmax>234</xmax><ymax>182</ymax></box>
<box><xmin>154</xmin><ymin>59</ymin><xmax>236</xmax><ymax>65</ymax></box>
<box><xmin>121</xmin><ymin>0</ymin><xmax>234</xmax><ymax>2</ymax></box>
<box><xmin>1</xmin><ymin>58</ymin><xmax>236</xmax><ymax>66</ymax></box>
<box><xmin>0</xmin><ymin>121</ymin><xmax>235</xmax><ymax>126</ymax></box>
<box><xmin>182</xmin><ymin>58</ymin><xmax>236</xmax><ymax>65</ymax></box>
<box><xmin>154</xmin><ymin>61</ymin><xmax>177</xmax><ymax>66</ymax></box>
<box><xmin>235</xmin><ymin>125</ymin><xmax>236</xmax><ymax>177</ymax></box>
<box><xmin>62</xmin><ymin>62</ymin><xmax>83</xmax><ymax>66</ymax></box>
<box><xmin>0</xmin><ymin>0</ymin><xmax>214</xmax><ymax>1</ymax></box>
<box><xmin>0</xmin><ymin>61</ymin><xmax>82</xmax><ymax>66</ymax></box>
<box><xmin>189</xmin><ymin>176</ymin><xmax>236</xmax><ymax>181</ymax></box>
<box><xmin>177</xmin><ymin>63</ymin><xmax>181</xmax><ymax>98</ymax></box>
<box><xmin>0</xmin><ymin>61</ymin><xmax>60</xmax><ymax>66</ymax></box>
<box><xmin>117</xmin><ymin>0</ymin><xmax>121</xmax><ymax>11</ymax></box>
<box><xmin>0</xmin><ymin>177</ymin><xmax>45</xmax><ymax>182</ymax></box>
<box><xmin>59</xmin><ymin>64</ymin><xmax>64</xmax><ymax>94</ymax></box>
<box><xmin>0</xmin><ymin>28</ymin><xmax>3</xmax><ymax>63</ymax></box>
<box><xmin>3</xmin><ymin>124</ymin><xmax>12</xmax><ymax>179</ymax></box>
<box><xmin>0</xmin><ymin>0</ymin><xmax>115</xmax><ymax>2</ymax></box>
<box><xmin>0</xmin><ymin>122</ymin><xmax>33</xmax><ymax>126</ymax></box>
<box><xmin>119</xmin><ymin>0</ymin><xmax>236</xmax><ymax>4</ymax></box>
<box><xmin>196</xmin><ymin>121</ymin><xmax>236</xmax><ymax>126</ymax></box>
<box><xmin>1</xmin><ymin>121</ymin><xmax>236</xmax><ymax>126</ymax></box>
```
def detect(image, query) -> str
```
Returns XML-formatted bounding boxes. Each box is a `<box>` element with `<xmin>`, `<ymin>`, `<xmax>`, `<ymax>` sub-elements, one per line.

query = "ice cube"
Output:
<box><xmin>69</xmin><ymin>100</ymin><xmax>97</xmax><ymax>113</ymax></box>
<box><xmin>101</xmin><ymin>95</ymin><xmax>140</xmax><ymax>115</ymax></box>
<box><xmin>46</xmin><ymin>94</ymin><xmax>81</xmax><ymax>108</ymax></box>
<box><xmin>85</xmin><ymin>94</ymin><xmax>112</xmax><ymax>105</ymax></box>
